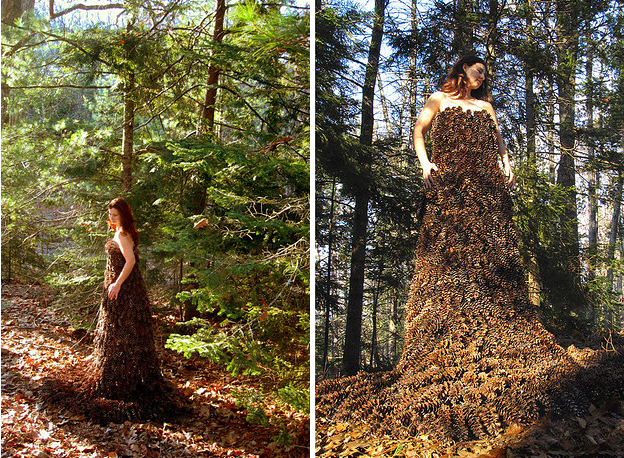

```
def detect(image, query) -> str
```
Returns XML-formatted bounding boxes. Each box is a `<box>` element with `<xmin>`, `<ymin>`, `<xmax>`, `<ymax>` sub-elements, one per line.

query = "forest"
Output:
<box><xmin>316</xmin><ymin>0</ymin><xmax>623</xmax><ymax>455</ymax></box>
<box><xmin>1</xmin><ymin>0</ymin><xmax>310</xmax><ymax>456</ymax></box>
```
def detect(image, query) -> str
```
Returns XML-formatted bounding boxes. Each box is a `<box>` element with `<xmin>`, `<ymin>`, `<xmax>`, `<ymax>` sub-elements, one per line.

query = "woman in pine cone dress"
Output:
<box><xmin>85</xmin><ymin>198</ymin><xmax>165</xmax><ymax>402</ymax></box>
<box><xmin>316</xmin><ymin>56</ymin><xmax>622</xmax><ymax>441</ymax></box>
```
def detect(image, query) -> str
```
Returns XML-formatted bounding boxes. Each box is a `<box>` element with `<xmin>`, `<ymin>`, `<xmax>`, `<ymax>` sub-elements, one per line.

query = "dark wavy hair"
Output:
<box><xmin>440</xmin><ymin>55</ymin><xmax>488</xmax><ymax>100</ymax></box>
<box><xmin>107</xmin><ymin>198</ymin><xmax>139</xmax><ymax>246</ymax></box>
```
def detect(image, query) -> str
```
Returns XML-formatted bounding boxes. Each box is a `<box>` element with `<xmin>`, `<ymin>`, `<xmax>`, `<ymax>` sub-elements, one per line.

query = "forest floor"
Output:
<box><xmin>316</xmin><ymin>341</ymin><xmax>624</xmax><ymax>457</ymax></box>
<box><xmin>1</xmin><ymin>282</ymin><xmax>309</xmax><ymax>458</ymax></box>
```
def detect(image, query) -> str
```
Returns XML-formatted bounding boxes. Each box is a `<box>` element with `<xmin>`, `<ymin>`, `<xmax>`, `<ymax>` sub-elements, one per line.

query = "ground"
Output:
<box><xmin>316</xmin><ymin>350</ymin><xmax>624</xmax><ymax>457</ymax></box>
<box><xmin>1</xmin><ymin>282</ymin><xmax>309</xmax><ymax>458</ymax></box>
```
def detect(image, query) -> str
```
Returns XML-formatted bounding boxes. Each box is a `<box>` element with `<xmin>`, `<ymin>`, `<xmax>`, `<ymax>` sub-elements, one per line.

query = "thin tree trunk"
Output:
<box><xmin>323</xmin><ymin>177</ymin><xmax>337</xmax><ymax>374</ymax></box>
<box><xmin>546</xmin><ymin>74</ymin><xmax>556</xmax><ymax>184</ymax></box>
<box><xmin>408</xmin><ymin>0</ymin><xmax>418</xmax><ymax>137</ymax></box>
<box><xmin>391</xmin><ymin>292</ymin><xmax>398</xmax><ymax>360</ymax></box>
<box><xmin>370</xmin><ymin>288</ymin><xmax>378</xmax><ymax>368</ymax></box>
<box><xmin>484</xmin><ymin>0</ymin><xmax>498</xmax><ymax>102</ymax></box>
<box><xmin>199</xmin><ymin>0</ymin><xmax>226</xmax><ymax>135</ymax></box>
<box><xmin>369</xmin><ymin>246</ymin><xmax>384</xmax><ymax>369</ymax></box>
<box><xmin>605</xmin><ymin>172</ymin><xmax>623</xmax><ymax>329</ymax></box>
<box><xmin>377</xmin><ymin>71</ymin><xmax>391</xmax><ymax>134</ymax></box>
<box><xmin>121</xmin><ymin>69</ymin><xmax>135</xmax><ymax>193</ymax></box>
<box><xmin>1</xmin><ymin>82</ymin><xmax>10</xmax><ymax>126</ymax></box>
<box><xmin>555</xmin><ymin>0</ymin><xmax>580</xmax><ymax>279</ymax></box>
<box><xmin>586</xmin><ymin>31</ymin><xmax>598</xmax><ymax>323</ymax></box>
<box><xmin>343</xmin><ymin>0</ymin><xmax>386</xmax><ymax>376</ymax></box>
<box><xmin>525</xmin><ymin>0</ymin><xmax>540</xmax><ymax>307</ymax></box>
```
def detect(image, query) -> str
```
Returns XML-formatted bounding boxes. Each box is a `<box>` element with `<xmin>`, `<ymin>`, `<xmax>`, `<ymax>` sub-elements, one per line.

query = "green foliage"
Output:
<box><xmin>278</xmin><ymin>383</ymin><xmax>309</xmax><ymax>414</ymax></box>
<box><xmin>166</xmin><ymin>319</ymin><xmax>262</xmax><ymax>376</ymax></box>
<box><xmin>232</xmin><ymin>388</ymin><xmax>270</xmax><ymax>426</ymax></box>
<box><xmin>513</xmin><ymin>163</ymin><xmax>591</xmax><ymax>328</ymax></box>
<box><xmin>231</xmin><ymin>384</ymin><xmax>307</xmax><ymax>444</ymax></box>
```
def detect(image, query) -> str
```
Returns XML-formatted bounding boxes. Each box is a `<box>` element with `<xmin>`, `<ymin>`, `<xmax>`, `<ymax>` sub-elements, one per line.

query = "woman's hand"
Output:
<box><xmin>108</xmin><ymin>282</ymin><xmax>121</xmax><ymax>300</ymax></box>
<box><xmin>504</xmin><ymin>163</ymin><xmax>515</xmax><ymax>191</ymax></box>
<box><xmin>422</xmin><ymin>162</ymin><xmax>439</xmax><ymax>189</ymax></box>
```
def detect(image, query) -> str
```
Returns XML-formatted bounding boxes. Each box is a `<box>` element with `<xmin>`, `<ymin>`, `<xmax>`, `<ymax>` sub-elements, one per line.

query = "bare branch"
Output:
<box><xmin>49</xmin><ymin>0</ymin><xmax>125</xmax><ymax>20</ymax></box>
<box><xmin>7</xmin><ymin>84</ymin><xmax>111</xmax><ymax>89</ymax></box>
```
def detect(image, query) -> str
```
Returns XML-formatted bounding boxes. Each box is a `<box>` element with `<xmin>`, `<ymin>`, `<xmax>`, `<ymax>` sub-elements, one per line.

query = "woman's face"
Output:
<box><xmin>463</xmin><ymin>63</ymin><xmax>486</xmax><ymax>90</ymax></box>
<box><xmin>108</xmin><ymin>208</ymin><xmax>121</xmax><ymax>228</ymax></box>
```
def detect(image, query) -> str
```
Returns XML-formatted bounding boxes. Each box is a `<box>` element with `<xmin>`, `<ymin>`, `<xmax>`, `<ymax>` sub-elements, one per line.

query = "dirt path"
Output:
<box><xmin>1</xmin><ymin>283</ymin><xmax>309</xmax><ymax>458</ymax></box>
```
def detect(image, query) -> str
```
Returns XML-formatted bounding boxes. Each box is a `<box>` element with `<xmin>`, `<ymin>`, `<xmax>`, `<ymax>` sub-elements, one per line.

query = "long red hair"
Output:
<box><xmin>107</xmin><ymin>198</ymin><xmax>139</xmax><ymax>246</ymax></box>
<box><xmin>440</xmin><ymin>55</ymin><xmax>488</xmax><ymax>100</ymax></box>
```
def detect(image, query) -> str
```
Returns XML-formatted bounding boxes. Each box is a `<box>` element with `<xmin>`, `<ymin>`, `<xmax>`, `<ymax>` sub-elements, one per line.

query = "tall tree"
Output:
<box><xmin>585</xmin><ymin>21</ymin><xmax>598</xmax><ymax>323</ymax></box>
<box><xmin>523</xmin><ymin>0</ymin><xmax>541</xmax><ymax>306</ymax></box>
<box><xmin>342</xmin><ymin>0</ymin><xmax>387</xmax><ymax>376</ymax></box>
<box><xmin>555</xmin><ymin>0</ymin><xmax>580</xmax><ymax>280</ymax></box>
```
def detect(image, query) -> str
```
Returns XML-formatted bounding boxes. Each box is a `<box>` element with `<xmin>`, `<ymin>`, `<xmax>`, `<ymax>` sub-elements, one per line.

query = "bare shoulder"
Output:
<box><xmin>421</xmin><ymin>91</ymin><xmax>445</xmax><ymax>113</ymax></box>
<box><xmin>479</xmin><ymin>100</ymin><xmax>499</xmax><ymax>119</ymax></box>
<box><xmin>118</xmin><ymin>232</ymin><xmax>135</xmax><ymax>249</ymax></box>
<box><xmin>477</xmin><ymin>100</ymin><xmax>494</xmax><ymax>111</ymax></box>
<box><xmin>428</xmin><ymin>91</ymin><xmax>447</xmax><ymax>105</ymax></box>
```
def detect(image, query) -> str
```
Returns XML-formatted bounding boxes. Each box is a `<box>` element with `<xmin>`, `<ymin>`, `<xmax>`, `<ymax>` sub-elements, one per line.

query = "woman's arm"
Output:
<box><xmin>483</xmin><ymin>103</ymin><xmax>515</xmax><ymax>191</ymax></box>
<box><xmin>413</xmin><ymin>92</ymin><xmax>444</xmax><ymax>188</ymax></box>
<box><xmin>107</xmin><ymin>232</ymin><xmax>136</xmax><ymax>300</ymax></box>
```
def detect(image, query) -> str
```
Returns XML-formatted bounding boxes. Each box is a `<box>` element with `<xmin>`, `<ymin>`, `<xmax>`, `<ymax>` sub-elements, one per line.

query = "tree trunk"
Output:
<box><xmin>391</xmin><ymin>292</ymin><xmax>398</xmax><ymax>360</ymax></box>
<box><xmin>377</xmin><ymin>71</ymin><xmax>390</xmax><ymax>134</ymax></box>
<box><xmin>323</xmin><ymin>177</ymin><xmax>337</xmax><ymax>374</ymax></box>
<box><xmin>524</xmin><ymin>0</ymin><xmax>540</xmax><ymax>307</ymax></box>
<box><xmin>605</xmin><ymin>172</ymin><xmax>623</xmax><ymax>329</ymax></box>
<box><xmin>555</xmin><ymin>0</ymin><xmax>580</xmax><ymax>280</ymax></box>
<box><xmin>546</xmin><ymin>74</ymin><xmax>556</xmax><ymax>184</ymax></box>
<box><xmin>369</xmin><ymin>246</ymin><xmax>384</xmax><ymax>369</ymax></box>
<box><xmin>1</xmin><ymin>82</ymin><xmax>10</xmax><ymax>126</ymax></box>
<box><xmin>342</xmin><ymin>0</ymin><xmax>386</xmax><ymax>376</ymax></box>
<box><xmin>408</xmin><ymin>0</ymin><xmax>418</xmax><ymax>137</ymax></box>
<box><xmin>121</xmin><ymin>69</ymin><xmax>135</xmax><ymax>193</ymax></box>
<box><xmin>586</xmin><ymin>30</ymin><xmax>598</xmax><ymax>323</ymax></box>
<box><xmin>119</xmin><ymin>18</ymin><xmax>136</xmax><ymax>193</ymax></box>
<box><xmin>343</xmin><ymin>189</ymin><xmax>370</xmax><ymax>375</ymax></box>
<box><xmin>199</xmin><ymin>0</ymin><xmax>226</xmax><ymax>135</ymax></box>
<box><xmin>1</xmin><ymin>0</ymin><xmax>35</xmax><ymax>23</ymax></box>
<box><xmin>454</xmin><ymin>0</ymin><xmax>474</xmax><ymax>55</ymax></box>
<box><xmin>484</xmin><ymin>0</ymin><xmax>498</xmax><ymax>102</ymax></box>
<box><xmin>1</xmin><ymin>0</ymin><xmax>35</xmax><ymax>125</ymax></box>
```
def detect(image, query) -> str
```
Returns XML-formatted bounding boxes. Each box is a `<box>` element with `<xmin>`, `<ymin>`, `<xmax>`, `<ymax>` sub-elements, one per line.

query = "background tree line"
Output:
<box><xmin>316</xmin><ymin>0</ymin><xmax>624</xmax><ymax>378</ymax></box>
<box><xmin>1</xmin><ymin>0</ymin><xmax>310</xmax><ymax>428</ymax></box>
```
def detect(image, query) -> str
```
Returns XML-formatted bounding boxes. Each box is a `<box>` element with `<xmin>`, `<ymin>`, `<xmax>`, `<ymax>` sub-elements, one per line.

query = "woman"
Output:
<box><xmin>413</xmin><ymin>55</ymin><xmax>514</xmax><ymax>191</ymax></box>
<box><xmin>317</xmin><ymin>56</ymin><xmax>597</xmax><ymax>441</ymax></box>
<box><xmin>85</xmin><ymin>198</ymin><xmax>165</xmax><ymax>402</ymax></box>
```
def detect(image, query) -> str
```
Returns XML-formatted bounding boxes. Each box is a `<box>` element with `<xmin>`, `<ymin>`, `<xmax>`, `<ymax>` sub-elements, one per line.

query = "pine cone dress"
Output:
<box><xmin>86</xmin><ymin>239</ymin><xmax>164</xmax><ymax>400</ymax></box>
<box><xmin>316</xmin><ymin>107</ymin><xmax>622</xmax><ymax>441</ymax></box>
